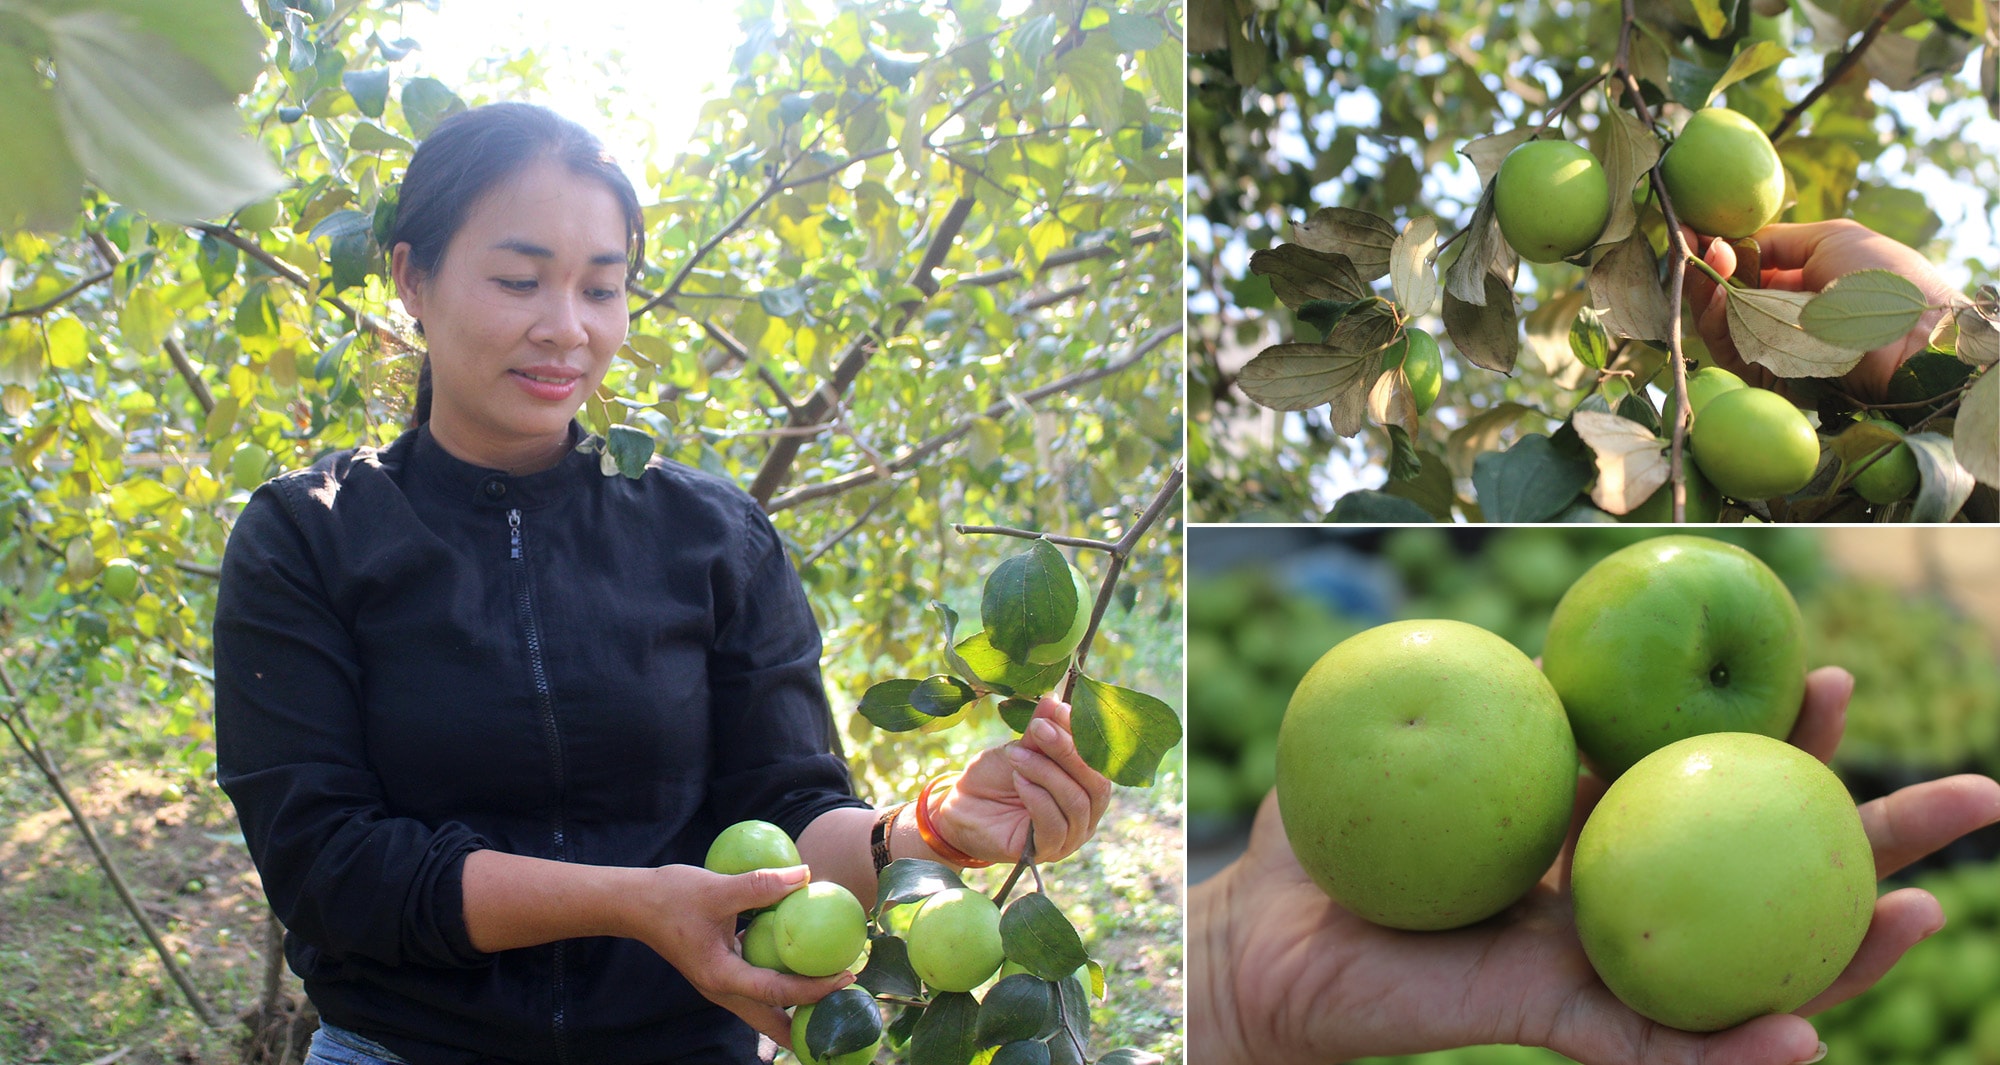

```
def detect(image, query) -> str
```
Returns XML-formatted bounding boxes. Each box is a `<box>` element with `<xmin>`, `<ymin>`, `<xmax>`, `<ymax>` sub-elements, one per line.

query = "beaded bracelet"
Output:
<box><xmin>915</xmin><ymin>773</ymin><xmax>993</xmax><ymax>868</ymax></box>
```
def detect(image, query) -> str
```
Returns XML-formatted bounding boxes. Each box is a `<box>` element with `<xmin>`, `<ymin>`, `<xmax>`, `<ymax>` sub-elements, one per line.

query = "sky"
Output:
<box><xmin>385</xmin><ymin>0</ymin><xmax>754</xmax><ymax>192</ymax></box>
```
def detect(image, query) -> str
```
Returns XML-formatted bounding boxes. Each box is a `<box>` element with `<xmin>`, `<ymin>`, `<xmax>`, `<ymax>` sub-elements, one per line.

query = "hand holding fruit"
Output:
<box><xmin>623</xmin><ymin>860</ymin><xmax>854</xmax><ymax>1048</ymax></box>
<box><xmin>1684</xmin><ymin>219</ymin><xmax>1960</xmax><ymax>402</ymax></box>
<box><xmin>931</xmin><ymin>694</ymin><xmax>1115</xmax><ymax>864</ymax></box>
<box><xmin>1190</xmin><ymin>666</ymin><xmax>2000</xmax><ymax>1065</ymax></box>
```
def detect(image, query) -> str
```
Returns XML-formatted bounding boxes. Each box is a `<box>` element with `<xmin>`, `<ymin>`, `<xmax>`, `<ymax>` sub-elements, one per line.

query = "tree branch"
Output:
<box><xmin>1770</xmin><ymin>0</ymin><xmax>1918</xmax><ymax>141</ymax></box>
<box><xmin>190</xmin><ymin>224</ymin><xmax>416</xmax><ymax>354</ymax></box>
<box><xmin>799</xmin><ymin>495</ymin><xmax>887</xmax><ymax>567</ymax></box>
<box><xmin>749</xmin><ymin>197</ymin><xmax>978</xmax><ymax>505</ymax></box>
<box><xmin>948</xmin><ymin>527</ymin><xmax>1121</xmax><ymax>552</ymax></box>
<box><xmin>763</xmin><ymin>322</ymin><xmax>1180</xmax><ymax>513</ymax></box>
<box><xmin>87</xmin><ymin>234</ymin><xmax>216</xmax><ymax>416</ymax></box>
<box><xmin>1058</xmin><ymin>460</ymin><xmax>1184</xmax><ymax>700</ymax></box>
<box><xmin>0</xmin><ymin>267</ymin><xmax>115</xmax><ymax>321</ymax></box>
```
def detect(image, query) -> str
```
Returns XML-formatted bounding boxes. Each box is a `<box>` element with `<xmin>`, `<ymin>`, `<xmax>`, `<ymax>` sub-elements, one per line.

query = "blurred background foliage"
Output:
<box><xmin>1185</xmin><ymin>0</ymin><xmax>2000</xmax><ymax>520</ymax></box>
<box><xmin>1187</xmin><ymin>526</ymin><xmax>2000</xmax><ymax>1065</ymax></box>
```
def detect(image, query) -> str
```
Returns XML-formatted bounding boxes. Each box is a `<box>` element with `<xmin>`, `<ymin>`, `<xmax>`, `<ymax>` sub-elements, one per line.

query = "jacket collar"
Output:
<box><xmin>407</xmin><ymin>421</ymin><xmax>595</xmax><ymax>510</ymax></box>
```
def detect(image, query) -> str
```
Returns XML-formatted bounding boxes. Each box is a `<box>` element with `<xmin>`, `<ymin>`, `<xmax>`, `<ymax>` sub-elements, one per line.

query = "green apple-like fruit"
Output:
<box><xmin>1543</xmin><ymin>535</ymin><xmax>1806</xmax><ymax>778</ymax></box>
<box><xmin>791</xmin><ymin>999</ymin><xmax>883</xmax><ymax>1065</ymax></box>
<box><xmin>705</xmin><ymin>819</ymin><xmax>802</xmax><ymax>875</ymax></box>
<box><xmin>1851</xmin><ymin>418</ymin><xmax>1920</xmax><ymax>505</ymax></box>
<box><xmin>773</xmin><ymin>882</ymin><xmax>868</xmax><ymax>978</ymax></box>
<box><xmin>1659</xmin><ymin>365</ymin><xmax>1748</xmax><ymax>433</ymax></box>
<box><xmin>1276</xmin><ymin>619</ymin><xmax>1577</xmax><ymax>930</ymax></box>
<box><xmin>1660</xmin><ymin>108</ymin><xmax>1786</xmax><ymax>239</ymax></box>
<box><xmin>1621</xmin><ymin>461</ymin><xmax>1723</xmax><ymax>523</ymax></box>
<box><xmin>1690</xmin><ymin>387</ymin><xmax>1821</xmax><ymax>500</ymax></box>
<box><xmin>1495</xmin><ymin>140</ymin><xmax>1612</xmax><ymax>264</ymax></box>
<box><xmin>906</xmin><ymin>888</ymin><xmax>1006</xmax><ymax>992</ymax></box>
<box><xmin>101</xmin><ymin>558</ymin><xmax>141</xmax><ymax>602</ymax></box>
<box><xmin>1403</xmin><ymin>327</ymin><xmax>1443</xmax><ymax>415</ymax></box>
<box><xmin>237</xmin><ymin>197</ymin><xmax>281</xmax><ymax>232</ymax></box>
<box><xmin>232</xmin><ymin>443</ymin><xmax>271</xmax><ymax>492</ymax></box>
<box><xmin>743</xmin><ymin>909</ymin><xmax>795</xmax><ymax>973</ymax></box>
<box><xmin>1025</xmin><ymin>560</ymin><xmax>1092</xmax><ymax>664</ymax></box>
<box><xmin>1572</xmin><ymin>732</ymin><xmax>1874</xmax><ymax>1031</ymax></box>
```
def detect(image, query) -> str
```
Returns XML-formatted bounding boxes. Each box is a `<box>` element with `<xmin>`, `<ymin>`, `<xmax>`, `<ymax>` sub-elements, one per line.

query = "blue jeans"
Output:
<box><xmin>304</xmin><ymin>1022</ymin><xmax>410</xmax><ymax>1065</ymax></box>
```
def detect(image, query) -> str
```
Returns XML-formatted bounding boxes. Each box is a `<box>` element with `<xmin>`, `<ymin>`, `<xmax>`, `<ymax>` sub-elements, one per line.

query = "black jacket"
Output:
<box><xmin>214</xmin><ymin>424</ymin><xmax>866</xmax><ymax>1065</ymax></box>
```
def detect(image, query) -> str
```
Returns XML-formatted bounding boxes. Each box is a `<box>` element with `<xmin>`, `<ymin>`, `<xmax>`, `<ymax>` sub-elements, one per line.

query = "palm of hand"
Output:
<box><xmin>1213</xmin><ymin>667</ymin><xmax>2000</xmax><ymax>1065</ymax></box>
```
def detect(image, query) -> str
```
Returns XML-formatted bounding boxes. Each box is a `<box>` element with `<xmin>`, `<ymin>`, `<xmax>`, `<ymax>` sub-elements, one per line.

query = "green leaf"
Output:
<box><xmin>1472</xmin><ymin>434</ymin><xmax>1594</xmax><ymax>522</ymax></box>
<box><xmin>1105</xmin><ymin>12</ymin><xmax>1164</xmax><ymax>52</ymax></box>
<box><xmin>876</xmin><ymin>858</ymin><xmax>965</xmax><ymax>913</ymax></box>
<box><xmin>197</xmin><ymin>232</ymin><xmax>239</xmax><ymax>295</ymax></box>
<box><xmin>977</xmin><ymin>974</ymin><xmax>1059</xmax><ymax>1046</ymax></box>
<box><xmin>401</xmin><ymin>77</ymin><xmax>466</xmax><ymax>139</ymax></box>
<box><xmin>997</xmin><ymin>697</ymin><xmax>1039</xmax><ymax>734</ymax></box>
<box><xmin>910</xmin><ymin>674</ymin><xmax>976</xmax><ymax>717</ymax></box>
<box><xmin>0</xmin><ymin>41</ymin><xmax>84</xmax><ymax>232</ymax></box>
<box><xmin>1904</xmin><ymin>432</ymin><xmax>1976</xmax><ymax>521</ymax></box>
<box><xmin>927</xmin><ymin>600</ymin><xmax>984</xmax><ymax>689</ymax></box>
<box><xmin>1706</xmin><ymin>41</ymin><xmax>1787</xmax><ymax>105</ymax></box>
<box><xmin>1667</xmin><ymin>54</ymin><xmax>1728</xmax><ymax>111</ymax></box>
<box><xmin>119</xmin><ymin>287</ymin><xmax>168</xmax><ymax>354</ymax></box>
<box><xmin>1570</xmin><ymin>306</ymin><xmax>1610</xmax><ymax>371</ymax></box>
<box><xmin>47</xmin><ymin>9</ymin><xmax>283</xmax><ymax>222</ymax></box>
<box><xmin>1295</xmin><ymin>298</ymin><xmax>1366</xmax><ymax>337</ymax></box>
<box><xmin>759</xmin><ymin>285</ymin><xmax>806</xmax><ymax>318</ymax></box>
<box><xmin>911</xmin><ymin>990</ymin><xmax>981</xmax><ymax>1065</ymax></box>
<box><xmin>1798</xmin><ymin>270</ymin><xmax>1929</xmax><ymax>352</ymax></box>
<box><xmin>1000</xmin><ymin>894</ymin><xmax>1090</xmax><ymax>981</ymax></box>
<box><xmin>806</xmin><ymin>986</ymin><xmax>884</xmax><ymax>1061</ymax></box>
<box><xmin>1011</xmin><ymin>14</ymin><xmax>1061</xmax><ymax>69</ymax></box>
<box><xmin>350</xmin><ymin>122</ymin><xmax>414</xmax><ymax>154</ymax></box>
<box><xmin>343</xmin><ymin>68</ymin><xmax>392</xmax><ymax>118</ymax></box>
<box><xmin>1094</xmin><ymin>1051</ymin><xmax>1167</xmax><ymax>1065</ymax></box>
<box><xmin>1326</xmin><ymin>490</ymin><xmax>1435</xmax><ymax>522</ymax></box>
<box><xmin>309</xmin><ymin>209</ymin><xmax>376</xmax><ymax>293</ymax></box>
<box><xmin>604</xmin><ymin>424</ymin><xmax>654</xmax><ymax>479</ymax></box>
<box><xmin>991</xmin><ymin>1041</ymin><xmax>1052</xmax><ymax>1065</ymax></box>
<box><xmin>100</xmin><ymin>0</ymin><xmax>267</xmax><ymax>93</ymax></box>
<box><xmin>1382</xmin><ymin>450</ymin><xmax>1457</xmax><ymax>521</ymax></box>
<box><xmin>980</xmin><ymin>539</ymin><xmax>1077</xmax><ymax>663</ymax></box>
<box><xmin>1386</xmin><ymin>425</ymin><xmax>1423</xmax><ymax>481</ymax></box>
<box><xmin>856</xmin><ymin>933</ymin><xmax>922</xmax><ymax>998</ymax></box>
<box><xmin>234</xmin><ymin>282</ymin><xmax>278</xmax><ymax>339</ymax></box>
<box><xmin>1054</xmin><ymin>973</ymin><xmax>1091</xmax><ymax>1047</ymax></box>
<box><xmin>954</xmin><ymin>631</ymin><xmax>1068</xmax><ymax>698</ymax></box>
<box><xmin>1070</xmin><ymin>675</ymin><xmax>1180</xmax><ymax>787</ymax></box>
<box><xmin>859</xmin><ymin>679</ymin><xmax>940</xmax><ymax>732</ymax></box>
<box><xmin>1055</xmin><ymin>37</ymin><xmax>1126</xmax><ymax>133</ymax></box>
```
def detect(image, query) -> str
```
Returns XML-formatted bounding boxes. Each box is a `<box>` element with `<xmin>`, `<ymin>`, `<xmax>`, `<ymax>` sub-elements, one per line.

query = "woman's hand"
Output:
<box><xmin>1682</xmin><ymin>219</ymin><xmax>1961</xmax><ymax>403</ymax></box>
<box><xmin>931</xmin><ymin>694</ymin><xmax>1115</xmax><ymax>865</ymax></box>
<box><xmin>1193</xmin><ymin>666</ymin><xmax>2000</xmax><ymax>1065</ymax></box>
<box><xmin>622</xmin><ymin>863</ymin><xmax>853</xmax><ymax>1048</ymax></box>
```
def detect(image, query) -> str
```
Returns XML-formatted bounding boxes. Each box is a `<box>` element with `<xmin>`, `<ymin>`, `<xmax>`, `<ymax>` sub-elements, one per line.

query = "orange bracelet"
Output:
<box><xmin>915</xmin><ymin>773</ymin><xmax>993</xmax><ymax>869</ymax></box>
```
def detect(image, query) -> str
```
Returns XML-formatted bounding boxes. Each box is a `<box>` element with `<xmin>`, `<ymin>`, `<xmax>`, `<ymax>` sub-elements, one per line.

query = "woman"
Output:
<box><xmin>214</xmin><ymin>103</ymin><xmax>1113</xmax><ymax>1065</ymax></box>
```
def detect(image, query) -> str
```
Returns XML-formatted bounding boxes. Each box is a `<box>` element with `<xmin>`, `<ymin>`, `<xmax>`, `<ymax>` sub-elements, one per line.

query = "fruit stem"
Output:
<box><xmin>1684</xmin><ymin>252</ymin><xmax>1732</xmax><ymax>289</ymax></box>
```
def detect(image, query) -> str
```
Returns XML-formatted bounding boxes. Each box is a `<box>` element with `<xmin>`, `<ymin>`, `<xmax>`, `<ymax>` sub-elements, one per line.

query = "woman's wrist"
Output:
<box><xmin>462</xmin><ymin>850</ymin><xmax>662</xmax><ymax>952</ymax></box>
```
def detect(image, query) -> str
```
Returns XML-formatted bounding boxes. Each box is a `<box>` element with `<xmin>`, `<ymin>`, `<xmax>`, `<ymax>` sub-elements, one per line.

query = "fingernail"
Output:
<box><xmin>777</xmin><ymin>864</ymin><xmax>810</xmax><ymax>884</ymax></box>
<box><xmin>1796</xmin><ymin>1040</ymin><xmax>1827</xmax><ymax>1065</ymax></box>
<box><xmin>1030</xmin><ymin>719</ymin><xmax>1060</xmax><ymax>743</ymax></box>
<box><xmin>1007</xmin><ymin>744</ymin><xmax>1032</xmax><ymax>765</ymax></box>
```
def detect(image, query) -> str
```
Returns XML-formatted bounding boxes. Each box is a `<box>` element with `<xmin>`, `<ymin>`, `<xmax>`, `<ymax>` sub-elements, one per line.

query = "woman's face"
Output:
<box><xmin>393</xmin><ymin>156</ymin><xmax>631</xmax><ymax>472</ymax></box>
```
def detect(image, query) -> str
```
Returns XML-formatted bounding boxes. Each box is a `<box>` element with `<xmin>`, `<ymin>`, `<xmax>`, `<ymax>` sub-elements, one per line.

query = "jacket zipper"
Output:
<box><xmin>509</xmin><ymin>507</ymin><xmax>572</xmax><ymax>1063</ymax></box>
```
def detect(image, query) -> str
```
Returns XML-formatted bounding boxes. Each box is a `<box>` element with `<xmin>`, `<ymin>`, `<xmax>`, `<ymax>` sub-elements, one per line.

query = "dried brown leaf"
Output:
<box><xmin>1725</xmin><ymin>286</ymin><xmax>1870</xmax><ymax>378</ymax></box>
<box><xmin>1369</xmin><ymin>364</ymin><xmax>1420</xmax><ymax>437</ymax></box>
<box><xmin>1443</xmin><ymin>270</ymin><xmax>1521</xmax><ymax>372</ymax></box>
<box><xmin>1587</xmin><ymin>229</ymin><xmax>1671</xmax><ymax>341</ymax></box>
<box><xmin>1591</xmin><ymin>105</ymin><xmax>1661</xmax><ymax>249</ymax></box>
<box><xmin>1391</xmin><ymin>215</ymin><xmax>1441</xmax><ymax>315</ymax></box>
<box><xmin>1248</xmin><ymin>244</ymin><xmax>1371</xmax><ymax>308</ymax></box>
<box><xmin>1293</xmin><ymin>207</ymin><xmax>1397</xmax><ymax>282</ymax></box>
<box><xmin>1574</xmin><ymin>409</ymin><xmax>1670</xmax><ymax>515</ymax></box>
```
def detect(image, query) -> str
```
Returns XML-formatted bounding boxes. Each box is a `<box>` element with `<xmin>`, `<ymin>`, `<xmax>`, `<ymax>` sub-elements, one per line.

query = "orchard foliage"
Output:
<box><xmin>0</xmin><ymin>0</ymin><xmax>1185</xmax><ymax>800</ymax></box>
<box><xmin>1187</xmin><ymin>0</ymin><xmax>2000</xmax><ymax>522</ymax></box>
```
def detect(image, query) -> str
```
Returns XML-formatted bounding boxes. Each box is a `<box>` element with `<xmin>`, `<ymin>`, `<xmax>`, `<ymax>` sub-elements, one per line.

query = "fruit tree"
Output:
<box><xmin>1188</xmin><ymin>0</ymin><xmax>2000</xmax><ymax>522</ymax></box>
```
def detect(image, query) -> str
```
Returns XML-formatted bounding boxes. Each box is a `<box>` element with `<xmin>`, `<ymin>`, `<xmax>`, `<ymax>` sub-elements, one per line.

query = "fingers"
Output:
<box><xmin>1795</xmin><ymin>888</ymin><xmax>1945</xmax><ymax>1016</ymax></box>
<box><xmin>1543</xmin><ymin>986</ymin><xmax>1821</xmax><ymax>1065</ymax></box>
<box><xmin>1008</xmin><ymin>726</ymin><xmax>1102</xmax><ymax>860</ymax></box>
<box><xmin>1022</xmin><ymin>699</ymin><xmax>1116</xmax><ymax>824</ymax></box>
<box><xmin>1860</xmin><ymin>773</ymin><xmax>2000</xmax><ymax>878</ymax></box>
<box><xmin>1785</xmin><ymin>667</ymin><xmax>1853</xmax><ymax>765</ymax></box>
<box><xmin>726</xmin><ymin>1000</ymin><xmax>799</xmax><ymax>1048</ymax></box>
<box><xmin>716</xmin><ymin>865</ymin><xmax>813</xmax><ymax>914</ymax></box>
<box><xmin>1743</xmin><ymin>221</ymin><xmax>1858</xmax><ymax>275</ymax></box>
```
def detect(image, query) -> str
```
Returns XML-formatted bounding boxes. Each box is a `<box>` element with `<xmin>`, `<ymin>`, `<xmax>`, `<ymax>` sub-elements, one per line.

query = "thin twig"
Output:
<box><xmin>1058</xmin><ymin>461</ymin><xmax>1184</xmax><ymax>703</ymax></box>
<box><xmin>86</xmin><ymin>234</ymin><xmax>216</xmax><ymax>415</ymax></box>
<box><xmin>1770</xmin><ymin>0</ymin><xmax>1918</xmax><ymax>141</ymax></box>
<box><xmin>800</xmin><ymin>496</ymin><xmax>887</xmax><ymax>567</ymax></box>
<box><xmin>0</xmin><ymin>267</ymin><xmax>115</xmax><ymax>320</ymax></box>
<box><xmin>1616</xmin><ymin>0</ymin><xmax>1696</xmax><ymax>522</ymax></box>
<box><xmin>764</xmin><ymin>322</ymin><xmax>1179</xmax><ymax>513</ymax></box>
<box><xmin>0</xmin><ymin>662</ymin><xmax>222</xmax><ymax>1028</ymax></box>
<box><xmin>1529</xmin><ymin>71</ymin><xmax>1610</xmax><ymax>140</ymax></box>
<box><xmin>950</xmin><ymin>527</ymin><xmax>1121</xmax><ymax>552</ymax></box>
<box><xmin>993</xmin><ymin>824</ymin><xmax>1037</xmax><ymax>908</ymax></box>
